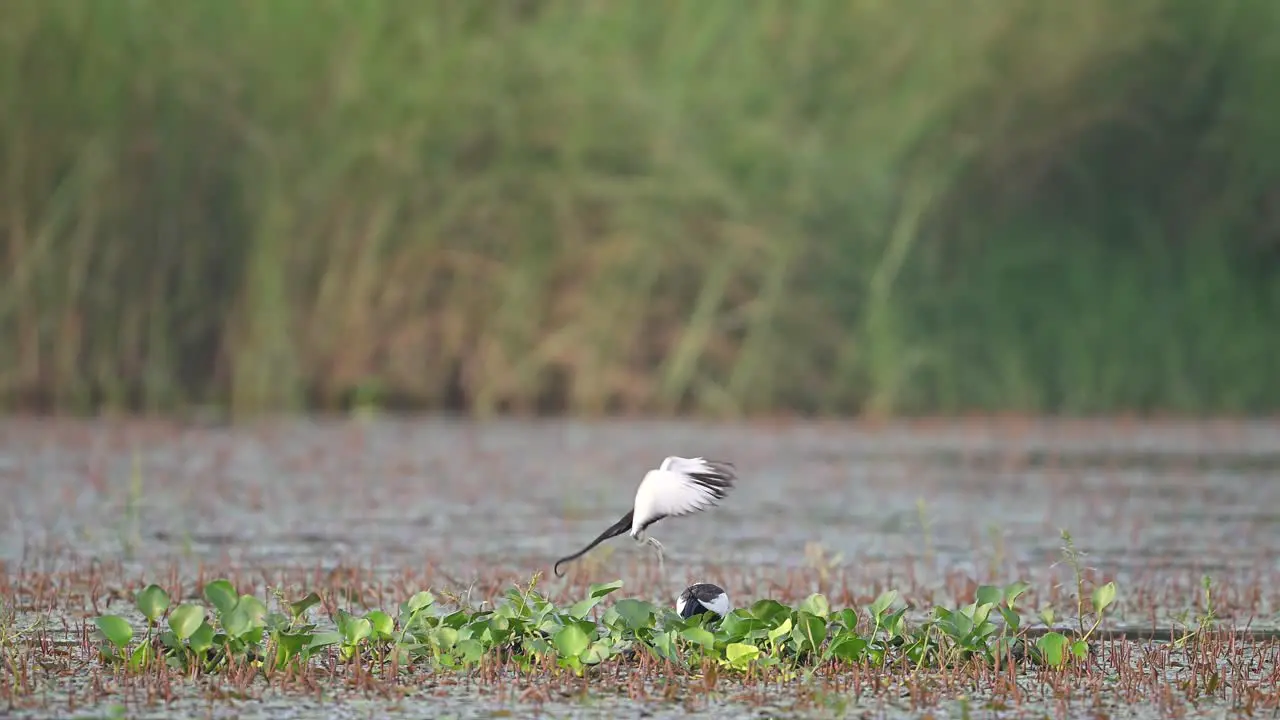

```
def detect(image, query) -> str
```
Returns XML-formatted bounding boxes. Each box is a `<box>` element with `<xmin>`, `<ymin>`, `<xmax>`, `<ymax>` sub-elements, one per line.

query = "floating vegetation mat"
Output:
<box><xmin>3</xmin><ymin>545</ymin><xmax>1278</xmax><ymax>719</ymax></box>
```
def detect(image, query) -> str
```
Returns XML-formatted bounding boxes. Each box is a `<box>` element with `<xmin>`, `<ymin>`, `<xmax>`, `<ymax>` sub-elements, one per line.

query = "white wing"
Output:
<box><xmin>676</xmin><ymin>583</ymin><xmax>732</xmax><ymax>616</ymax></box>
<box><xmin>703</xmin><ymin>590</ymin><xmax>731</xmax><ymax>616</ymax></box>
<box><xmin>632</xmin><ymin>456</ymin><xmax>736</xmax><ymax>533</ymax></box>
<box><xmin>659</xmin><ymin>456</ymin><xmax>726</xmax><ymax>474</ymax></box>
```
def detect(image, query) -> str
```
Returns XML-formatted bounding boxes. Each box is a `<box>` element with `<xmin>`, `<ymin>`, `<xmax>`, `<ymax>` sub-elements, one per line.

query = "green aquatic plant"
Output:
<box><xmin>91</xmin><ymin>574</ymin><xmax>1113</xmax><ymax>680</ymax></box>
<box><xmin>1033</xmin><ymin>530</ymin><xmax>1119</xmax><ymax>668</ymax></box>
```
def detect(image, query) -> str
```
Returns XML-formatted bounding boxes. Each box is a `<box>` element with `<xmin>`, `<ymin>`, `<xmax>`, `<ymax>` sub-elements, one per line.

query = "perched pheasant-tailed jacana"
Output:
<box><xmin>677</xmin><ymin>583</ymin><xmax>731</xmax><ymax>619</ymax></box>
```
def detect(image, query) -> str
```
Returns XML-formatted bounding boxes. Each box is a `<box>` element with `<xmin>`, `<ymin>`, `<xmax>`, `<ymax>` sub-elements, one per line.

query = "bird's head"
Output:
<box><xmin>676</xmin><ymin>583</ymin><xmax>731</xmax><ymax>620</ymax></box>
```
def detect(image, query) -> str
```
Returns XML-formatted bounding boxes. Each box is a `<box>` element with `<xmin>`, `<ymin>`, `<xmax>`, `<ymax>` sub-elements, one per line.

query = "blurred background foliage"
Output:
<box><xmin>1</xmin><ymin>0</ymin><xmax>1277</xmax><ymax>418</ymax></box>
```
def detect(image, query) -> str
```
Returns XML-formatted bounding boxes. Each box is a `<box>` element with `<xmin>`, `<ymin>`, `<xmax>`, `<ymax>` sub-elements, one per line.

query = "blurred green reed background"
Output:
<box><xmin>1</xmin><ymin>0</ymin><xmax>1278</xmax><ymax>418</ymax></box>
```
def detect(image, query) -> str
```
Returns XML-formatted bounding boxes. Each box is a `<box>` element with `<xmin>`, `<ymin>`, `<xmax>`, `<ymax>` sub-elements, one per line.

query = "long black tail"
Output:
<box><xmin>553</xmin><ymin>510</ymin><xmax>634</xmax><ymax>577</ymax></box>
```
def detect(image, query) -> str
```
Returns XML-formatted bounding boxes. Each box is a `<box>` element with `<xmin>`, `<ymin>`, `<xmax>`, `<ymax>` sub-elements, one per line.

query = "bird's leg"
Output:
<box><xmin>645</xmin><ymin>536</ymin><xmax>665</xmax><ymax>576</ymax></box>
<box><xmin>633</xmin><ymin>531</ymin><xmax>665</xmax><ymax>576</ymax></box>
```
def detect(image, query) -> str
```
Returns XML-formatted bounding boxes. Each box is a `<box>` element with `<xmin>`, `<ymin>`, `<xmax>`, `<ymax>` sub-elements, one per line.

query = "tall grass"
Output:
<box><xmin>1</xmin><ymin>0</ymin><xmax>1277</xmax><ymax>418</ymax></box>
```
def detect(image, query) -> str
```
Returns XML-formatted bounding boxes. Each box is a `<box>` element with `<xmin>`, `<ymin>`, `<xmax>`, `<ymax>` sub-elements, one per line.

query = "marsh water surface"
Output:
<box><xmin>3</xmin><ymin>417</ymin><xmax>1279</xmax><ymax>718</ymax></box>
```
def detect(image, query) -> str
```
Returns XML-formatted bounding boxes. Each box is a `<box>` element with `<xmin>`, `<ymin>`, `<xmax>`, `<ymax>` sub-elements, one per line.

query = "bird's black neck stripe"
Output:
<box><xmin>636</xmin><ymin>512</ymin><xmax>667</xmax><ymax>533</ymax></box>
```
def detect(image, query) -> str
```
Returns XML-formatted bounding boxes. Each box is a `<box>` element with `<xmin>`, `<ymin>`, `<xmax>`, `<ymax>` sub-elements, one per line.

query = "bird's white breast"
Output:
<box><xmin>631</xmin><ymin>469</ymin><xmax>668</xmax><ymax>533</ymax></box>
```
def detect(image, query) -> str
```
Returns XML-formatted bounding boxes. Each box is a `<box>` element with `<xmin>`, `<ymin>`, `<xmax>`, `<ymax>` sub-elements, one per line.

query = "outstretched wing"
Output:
<box><xmin>633</xmin><ymin>456</ymin><xmax>737</xmax><ymax>532</ymax></box>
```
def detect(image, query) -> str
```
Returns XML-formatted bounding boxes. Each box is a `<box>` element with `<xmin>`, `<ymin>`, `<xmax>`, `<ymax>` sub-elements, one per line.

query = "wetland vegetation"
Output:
<box><xmin>3</xmin><ymin>0</ymin><xmax>1279</xmax><ymax>716</ymax></box>
<box><xmin>3</xmin><ymin>531</ymin><xmax>1276</xmax><ymax>719</ymax></box>
<box><xmin>2</xmin><ymin>0</ymin><xmax>1279</xmax><ymax>418</ymax></box>
<box><xmin>3</xmin><ymin>418</ymin><xmax>1280</xmax><ymax>717</ymax></box>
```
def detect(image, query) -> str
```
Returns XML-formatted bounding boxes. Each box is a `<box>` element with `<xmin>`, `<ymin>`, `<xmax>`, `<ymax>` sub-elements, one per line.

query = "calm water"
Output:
<box><xmin>3</xmin><ymin>417</ymin><xmax>1279</xmax><ymax>590</ymax></box>
<box><xmin>2</xmin><ymin>416</ymin><xmax>1279</xmax><ymax>719</ymax></box>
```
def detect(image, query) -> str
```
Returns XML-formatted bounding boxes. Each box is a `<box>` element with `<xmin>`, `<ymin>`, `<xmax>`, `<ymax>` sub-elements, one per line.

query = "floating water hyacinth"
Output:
<box><xmin>91</xmin><ymin>575</ymin><xmax>1118</xmax><ymax>677</ymax></box>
